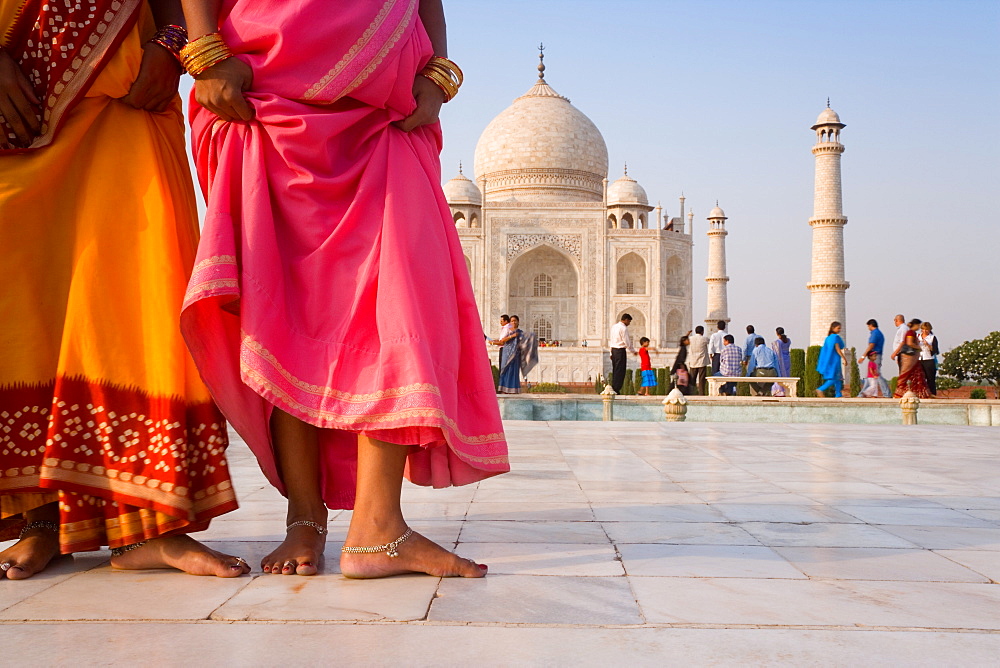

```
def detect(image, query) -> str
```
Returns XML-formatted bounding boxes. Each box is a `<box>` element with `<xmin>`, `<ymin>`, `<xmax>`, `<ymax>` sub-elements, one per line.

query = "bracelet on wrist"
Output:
<box><xmin>179</xmin><ymin>32</ymin><xmax>234</xmax><ymax>77</ymax></box>
<box><xmin>419</xmin><ymin>56</ymin><xmax>463</xmax><ymax>102</ymax></box>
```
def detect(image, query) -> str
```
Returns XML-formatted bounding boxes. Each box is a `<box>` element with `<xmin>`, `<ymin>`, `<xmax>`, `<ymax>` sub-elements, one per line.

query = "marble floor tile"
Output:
<box><xmin>465</xmin><ymin>502</ymin><xmax>594</xmax><ymax>522</ymax></box>
<box><xmin>0</xmin><ymin>566</ymin><xmax>250</xmax><ymax>621</ymax></box>
<box><xmin>455</xmin><ymin>542</ymin><xmax>624</xmax><ymax>576</ymax></box>
<box><xmin>212</xmin><ymin>573</ymin><xmax>439</xmax><ymax>621</ymax></box>
<box><xmin>934</xmin><ymin>549</ymin><xmax>1000</xmax><ymax>582</ymax></box>
<box><xmin>19</xmin><ymin>623</ymin><xmax>1000</xmax><ymax>667</ymax></box>
<box><xmin>773</xmin><ymin>547</ymin><xmax>989</xmax><ymax>582</ymax></box>
<box><xmin>472</xmin><ymin>485</ymin><xmax>589</xmax><ymax>503</ymax></box>
<box><xmin>458</xmin><ymin>520</ymin><xmax>609</xmax><ymax>544</ymax></box>
<box><xmin>836</xmin><ymin>505</ymin><xmax>994</xmax><ymax>527</ymax></box>
<box><xmin>778</xmin><ymin>481</ymin><xmax>896</xmax><ymax>495</ymax></box>
<box><xmin>591</xmin><ymin>503</ymin><xmax>726</xmax><ymax>523</ymax></box>
<box><xmin>618</xmin><ymin>544</ymin><xmax>807</xmax><ymax>579</ymax></box>
<box><xmin>713</xmin><ymin>503</ymin><xmax>860</xmax><ymax>524</ymax></box>
<box><xmin>430</xmin><ymin>575</ymin><xmax>642</xmax><ymax>625</ymax></box>
<box><xmin>602</xmin><ymin>521</ymin><xmax>761</xmax><ymax>545</ymax></box>
<box><xmin>628</xmin><ymin>576</ymin><xmax>1000</xmax><ymax>629</ymax></box>
<box><xmin>877</xmin><ymin>525</ymin><xmax>1000</xmax><ymax>551</ymax></box>
<box><xmin>739</xmin><ymin>522</ymin><xmax>919</xmax><ymax>548</ymax></box>
<box><xmin>582</xmin><ymin>490</ymin><xmax>699</xmax><ymax>504</ymax></box>
<box><xmin>0</xmin><ymin>552</ymin><xmax>108</xmax><ymax>612</ymax></box>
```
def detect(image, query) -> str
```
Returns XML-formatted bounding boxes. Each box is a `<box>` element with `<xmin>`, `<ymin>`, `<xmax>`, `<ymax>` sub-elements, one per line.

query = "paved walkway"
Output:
<box><xmin>3</xmin><ymin>422</ymin><xmax>999</xmax><ymax>665</ymax></box>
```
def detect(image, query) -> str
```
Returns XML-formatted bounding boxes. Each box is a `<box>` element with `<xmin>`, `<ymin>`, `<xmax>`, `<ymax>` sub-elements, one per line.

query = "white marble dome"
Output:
<box><xmin>708</xmin><ymin>205</ymin><xmax>727</xmax><ymax>219</ymax></box>
<box><xmin>813</xmin><ymin>106</ymin><xmax>843</xmax><ymax>127</ymax></box>
<box><xmin>607</xmin><ymin>172</ymin><xmax>648</xmax><ymax>206</ymax></box>
<box><xmin>443</xmin><ymin>169</ymin><xmax>482</xmax><ymax>205</ymax></box>
<box><xmin>473</xmin><ymin>77</ymin><xmax>609</xmax><ymax>203</ymax></box>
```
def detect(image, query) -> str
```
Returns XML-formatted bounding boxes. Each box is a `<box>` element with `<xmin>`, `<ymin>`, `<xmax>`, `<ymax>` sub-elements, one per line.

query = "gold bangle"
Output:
<box><xmin>180</xmin><ymin>33</ymin><xmax>234</xmax><ymax>77</ymax></box>
<box><xmin>419</xmin><ymin>56</ymin><xmax>463</xmax><ymax>102</ymax></box>
<box><xmin>427</xmin><ymin>56</ymin><xmax>463</xmax><ymax>86</ymax></box>
<box><xmin>420</xmin><ymin>70</ymin><xmax>457</xmax><ymax>101</ymax></box>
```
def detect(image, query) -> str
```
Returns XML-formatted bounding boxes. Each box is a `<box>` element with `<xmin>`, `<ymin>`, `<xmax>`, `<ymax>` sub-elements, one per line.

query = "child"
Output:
<box><xmin>638</xmin><ymin>337</ymin><xmax>657</xmax><ymax>395</ymax></box>
<box><xmin>859</xmin><ymin>350</ymin><xmax>891</xmax><ymax>397</ymax></box>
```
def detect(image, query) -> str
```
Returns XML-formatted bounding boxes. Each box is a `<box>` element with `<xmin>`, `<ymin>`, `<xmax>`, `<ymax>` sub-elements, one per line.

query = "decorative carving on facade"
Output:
<box><xmin>507</xmin><ymin>234</ymin><xmax>582</xmax><ymax>262</ymax></box>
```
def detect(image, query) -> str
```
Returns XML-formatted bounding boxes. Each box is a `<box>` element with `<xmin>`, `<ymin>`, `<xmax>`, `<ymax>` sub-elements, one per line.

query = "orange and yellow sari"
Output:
<box><xmin>0</xmin><ymin>0</ymin><xmax>237</xmax><ymax>552</ymax></box>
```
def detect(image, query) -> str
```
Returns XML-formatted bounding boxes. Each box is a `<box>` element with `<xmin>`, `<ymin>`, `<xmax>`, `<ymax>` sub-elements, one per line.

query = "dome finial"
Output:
<box><xmin>537</xmin><ymin>43</ymin><xmax>546</xmax><ymax>81</ymax></box>
<box><xmin>458</xmin><ymin>160</ymin><xmax>463</xmax><ymax>175</ymax></box>
<box><xmin>623</xmin><ymin>161</ymin><xmax>628</xmax><ymax>177</ymax></box>
<box><xmin>827</xmin><ymin>97</ymin><xmax>831</xmax><ymax>108</ymax></box>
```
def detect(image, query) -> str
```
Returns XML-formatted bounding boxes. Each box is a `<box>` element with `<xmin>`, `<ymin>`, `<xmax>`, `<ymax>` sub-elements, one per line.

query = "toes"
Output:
<box><xmin>295</xmin><ymin>561</ymin><xmax>318</xmax><ymax>576</ymax></box>
<box><xmin>6</xmin><ymin>564</ymin><xmax>34</xmax><ymax>580</ymax></box>
<box><xmin>281</xmin><ymin>560</ymin><xmax>297</xmax><ymax>575</ymax></box>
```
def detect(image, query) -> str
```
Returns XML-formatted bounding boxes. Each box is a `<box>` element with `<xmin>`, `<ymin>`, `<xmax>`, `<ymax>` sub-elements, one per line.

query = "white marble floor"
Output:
<box><xmin>3</xmin><ymin>421</ymin><xmax>999</xmax><ymax>666</ymax></box>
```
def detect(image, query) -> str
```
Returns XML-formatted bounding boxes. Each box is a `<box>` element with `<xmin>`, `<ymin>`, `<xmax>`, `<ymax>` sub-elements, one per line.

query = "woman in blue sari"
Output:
<box><xmin>816</xmin><ymin>321</ymin><xmax>847</xmax><ymax>397</ymax></box>
<box><xmin>770</xmin><ymin>327</ymin><xmax>792</xmax><ymax>396</ymax></box>
<box><xmin>497</xmin><ymin>315</ymin><xmax>523</xmax><ymax>394</ymax></box>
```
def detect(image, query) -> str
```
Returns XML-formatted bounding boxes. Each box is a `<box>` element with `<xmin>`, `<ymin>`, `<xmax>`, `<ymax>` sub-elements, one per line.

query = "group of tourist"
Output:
<box><xmin>2</xmin><ymin>0</ymin><xmax>507</xmax><ymax>582</ymax></box>
<box><xmin>811</xmin><ymin>315</ymin><xmax>940</xmax><ymax>398</ymax></box>
<box><xmin>859</xmin><ymin>315</ymin><xmax>938</xmax><ymax>398</ymax></box>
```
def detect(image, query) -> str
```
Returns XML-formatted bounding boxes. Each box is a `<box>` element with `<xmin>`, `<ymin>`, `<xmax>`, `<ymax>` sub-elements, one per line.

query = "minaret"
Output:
<box><xmin>678</xmin><ymin>193</ymin><xmax>686</xmax><ymax>230</ymax></box>
<box><xmin>807</xmin><ymin>102</ymin><xmax>849</xmax><ymax>345</ymax></box>
<box><xmin>705</xmin><ymin>203</ymin><xmax>730</xmax><ymax>329</ymax></box>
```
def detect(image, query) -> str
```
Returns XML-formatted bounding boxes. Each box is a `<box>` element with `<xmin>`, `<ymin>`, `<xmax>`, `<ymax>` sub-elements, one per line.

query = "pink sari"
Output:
<box><xmin>180</xmin><ymin>0</ymin><xmax>509</xmax><ymax>510</ymax></box>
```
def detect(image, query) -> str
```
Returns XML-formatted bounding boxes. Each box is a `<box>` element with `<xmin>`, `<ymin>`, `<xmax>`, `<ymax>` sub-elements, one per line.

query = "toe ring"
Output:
<box><xmin>233</xmin><ymin>557</ymin><xmax>248</xmax><ymax>568</ymax></box>
<box><xmin>282</xmin><ymin>560</ymin><xmax>295</xmax><ymax>569</ymax></box>
<box><xmin>0</xmin><ymin>562</ymin><xmax>11</xmax><ymax>572</ymax></box>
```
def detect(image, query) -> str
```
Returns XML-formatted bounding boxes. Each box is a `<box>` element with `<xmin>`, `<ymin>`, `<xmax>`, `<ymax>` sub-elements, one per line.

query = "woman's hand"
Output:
<box><xmin>120</xmin><ymin>43</ymin><xmax>182</xmax><ymax>112</ymax></box>
<box><xmin>0</xmin><ymin>49</ymin><xmax>41</xmax><ymax>148</ymax></box>
<box><xmin>193</xmin><ymin>56</ymin><xmax>253</xmax><ymax>122</ymax></box>
<box><xmin>395</xmin><ymin>74</ymin><xmax>445</xmax><ymax>132</ymax></box>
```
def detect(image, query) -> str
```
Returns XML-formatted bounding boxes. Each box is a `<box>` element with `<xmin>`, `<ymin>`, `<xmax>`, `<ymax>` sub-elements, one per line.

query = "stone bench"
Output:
<box><xmin>706</xmin><ymin>376</ymin><xmax>799</xmax><ymax>397</ymax></box>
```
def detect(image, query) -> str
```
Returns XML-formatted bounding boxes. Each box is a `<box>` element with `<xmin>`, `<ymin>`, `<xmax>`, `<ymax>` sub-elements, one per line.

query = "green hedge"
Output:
<box><xmin>789</xmin><ymin>348</ymin><xmax>805</xmax><ymax>397</ymax></box>
<box><xmin>531</xmin><ymin>382</ymin><xmax>567</xmax><ymax>393</ymax></box>
<box><xmin>622</xmin><ymin>369</ymin><xmax>634</xmax><ymax>395</ymax></box>
<box><xmin>491</xmin><ymin>364</ymin><xmax>500</xmax><ymax>390</ymax></box>
<box><xmin>850</xmin><ymin>347</ymin><xmax>862</xmax><ymax>397</ymax></box>
<box><xmin>594</xmin><ymin>374</ymin><xmax>605</xmax><ymax>393</ymax></box>
<box><xmin>657</xmin><ymin>368</ymin><xmax>668</xmax><ymax>395</ymax></box>
<box><xmin>805</xmin><ymin>345</ymin><xmax>822</xmax><ymax>396</ymax></box>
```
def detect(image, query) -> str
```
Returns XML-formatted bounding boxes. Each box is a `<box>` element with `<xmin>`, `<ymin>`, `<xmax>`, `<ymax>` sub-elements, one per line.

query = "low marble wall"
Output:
<box><xmin>496</xmin><ymin>395</ymin><xmax>1000</xmax><ymax>426</ymax></box>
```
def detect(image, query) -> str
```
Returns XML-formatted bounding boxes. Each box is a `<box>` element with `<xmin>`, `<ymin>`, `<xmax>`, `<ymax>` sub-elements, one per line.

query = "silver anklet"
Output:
<box><xmin>342</xmin><ymin>528</ymin><xmax>413</xmax><ymax>558</ymax></box>
<box><xmin>110</xmin><ymin>541</ymin><xmax>147</xmax><ymax>557</ymax></box>
<box><xmin>19</xmin><ymin>521</ymin><xmax>59</xmax><ymax>539</ymax></box>
<box><xmin>286</xmin><ymin>520</ymin><xmax>328</xmax><ymax>536</ymax></box>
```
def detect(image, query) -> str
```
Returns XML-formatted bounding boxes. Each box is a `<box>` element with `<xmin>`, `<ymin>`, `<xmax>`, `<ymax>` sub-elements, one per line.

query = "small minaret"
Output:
<box><xmin>807</xmin><ymin>102</ymin><xmax>849</xmax><ymax>345</ymax></box>
<box><xmin>678</xmin><ymin>193</ymin><xmax>686</xmax><ymax>230</ymax></box>
<box><xmin>705</xmin><ymin>203</ymin><xmax>730</xmax><ymax>329</ymax></box>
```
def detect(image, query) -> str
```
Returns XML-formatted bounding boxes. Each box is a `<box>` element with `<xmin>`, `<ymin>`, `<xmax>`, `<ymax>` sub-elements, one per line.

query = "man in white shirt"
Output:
<box><xmin>609</xmin><ymin>314</ymin><xmax>637</xmax><ymax>393</ymax></box>
<box><xmin>889</xmin><ymin>314</ymin><xmax>907</xmax><ymax>373</ymax></box>
<box><xmin>707</xmin><ymin>320</ymin><xmax>727</xmax><ymax>376</ymax></box>
<box><xmin>687</xmin><ymin>325</ymin><xmax>710</xmax><ymax>395</ymax></box>
<box><xmin>490</xmin><ymin>314</ymin><xmax>511</xmax><ymax>368</ymax></box>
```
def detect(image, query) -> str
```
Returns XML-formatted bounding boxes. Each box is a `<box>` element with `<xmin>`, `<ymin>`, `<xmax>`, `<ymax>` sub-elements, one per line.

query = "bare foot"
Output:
<box><xmin>0</xmin><ymin>527</ymin><xmax>63</xmax><ymax>580</ymax></box>
<box><xmin>262</xmin><ymin>521</ymin><xmax>327</xmax><ymax>576</ymax></box>
<box><xmin>110</xmin><ymin>535</ymin><xmax>250</xmax><ymax>577</ymax></box>
<box><xmin>340</xmin><ymin>529</ymin><xmax>486</xmax><ymax>579</ymax></box>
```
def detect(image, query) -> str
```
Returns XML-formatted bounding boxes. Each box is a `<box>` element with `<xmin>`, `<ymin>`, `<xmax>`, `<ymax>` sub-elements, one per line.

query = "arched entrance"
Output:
<box><xmin>508</xmin><ymin>246</ymin><xmax>579</xmax><ymax>344</ymax></box>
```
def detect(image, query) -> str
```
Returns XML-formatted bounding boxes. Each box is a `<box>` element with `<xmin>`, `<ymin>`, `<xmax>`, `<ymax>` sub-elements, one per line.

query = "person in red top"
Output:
<box><xmin>637</xmin><ymin>337</ymin><xmax>657</xmax><ymax>395</ymax></box>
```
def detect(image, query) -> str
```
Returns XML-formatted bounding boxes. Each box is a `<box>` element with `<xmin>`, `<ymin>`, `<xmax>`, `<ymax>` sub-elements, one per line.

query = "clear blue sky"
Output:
<box><xmin>183</xmin><ymin>0</ymin><xmax>999</xmax><ymax>351</ymax></box>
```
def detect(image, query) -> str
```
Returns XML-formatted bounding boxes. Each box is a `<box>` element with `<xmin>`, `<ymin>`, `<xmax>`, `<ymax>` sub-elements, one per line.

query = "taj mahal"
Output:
<box><xmin>444</xmin><ymin>51</ymin><xmax>849</xmax><ymax>384</ymax></box>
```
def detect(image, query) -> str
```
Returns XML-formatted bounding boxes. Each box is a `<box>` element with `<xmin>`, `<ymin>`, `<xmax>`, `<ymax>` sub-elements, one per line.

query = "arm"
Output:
<box><xmin>180</xmin><ymin>0</ymin><xmax>254</xmax><ymax>121</ymax></box>
<box><xmin>120</xmin><ymin>0</ymin><xmax>187</xmax><ymax>112</ymax></box>
<box><xmin>396</xmin><ymin>0</ymin><xmax>447</xmax><ymax>132</ymax></box>
<box><xmin>859</xmin><ymin>339</ymin><xmax>874</xmax><ymax>363</ymax></box>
